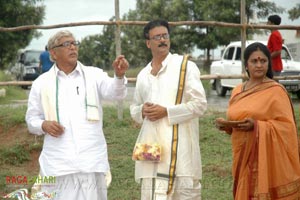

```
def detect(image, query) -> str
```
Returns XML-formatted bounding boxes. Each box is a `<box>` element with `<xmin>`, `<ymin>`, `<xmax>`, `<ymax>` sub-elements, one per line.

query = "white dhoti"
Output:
<box><xmin>141</xmin><ymin>177</ymin><xmax>201</xmax><ymax>200</ymax></box>
<box><xmin>41</xmin><ymin>172</ymin><xmax>107</xmax><ymax>200</ymax></box>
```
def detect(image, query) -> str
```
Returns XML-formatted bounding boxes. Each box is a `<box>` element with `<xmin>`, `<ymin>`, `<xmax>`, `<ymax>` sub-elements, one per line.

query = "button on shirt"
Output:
<box><xmin>26</xmin><ymin>63</ymin><xmax>127</xmax><ymax>176</ymax></box>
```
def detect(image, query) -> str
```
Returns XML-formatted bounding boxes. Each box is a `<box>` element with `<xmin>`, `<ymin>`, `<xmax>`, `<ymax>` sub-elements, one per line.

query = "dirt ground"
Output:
<box><xmin>1</xmin><ymin>124</ymin><xmax>42</xmax><ymax>193</ymax></box>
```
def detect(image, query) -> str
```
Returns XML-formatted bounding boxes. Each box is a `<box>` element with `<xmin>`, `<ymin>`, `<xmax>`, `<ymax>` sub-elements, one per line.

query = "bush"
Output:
<box><xmin>0</xmin><ymin>144</ymin><xmax>30</xmax><ymax>165</ymax></box>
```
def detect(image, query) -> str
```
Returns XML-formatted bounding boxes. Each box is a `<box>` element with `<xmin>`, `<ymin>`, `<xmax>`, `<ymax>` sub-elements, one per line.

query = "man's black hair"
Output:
<box><xmin>268</xmin><ymin>15</ymin><xmax>281</xmax><ymax>25</ymax></box>
<box><xmin>143</xmin><ymin>19</ymin><xmax>170</xmax><ymax>39</ymax></box>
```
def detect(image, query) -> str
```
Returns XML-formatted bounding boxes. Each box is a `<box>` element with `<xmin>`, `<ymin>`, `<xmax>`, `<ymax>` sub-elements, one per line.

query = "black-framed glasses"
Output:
<box><xmin>52</xmin><ymin>41</ymin><xmax>80</xmax><ymax>49</ymax></box>
<box><xmin>150</xmin><ymin>33</ymin><xmax>170</xmax><ymax>41</ymax></box>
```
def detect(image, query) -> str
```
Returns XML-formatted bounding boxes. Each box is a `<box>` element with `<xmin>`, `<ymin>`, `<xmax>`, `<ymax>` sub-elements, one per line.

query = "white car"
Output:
<box><xmin>210</xmin><ymin>40</ymin><xmax>300</xmax><ymax>98</ymax></box>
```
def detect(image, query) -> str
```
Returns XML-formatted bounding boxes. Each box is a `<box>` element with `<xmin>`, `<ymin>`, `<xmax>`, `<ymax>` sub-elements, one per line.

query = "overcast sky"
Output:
<box><xmin>265</xmin><ymin>0</ymin><xmax>299</xmax><ymax>25</ymax></box>
<box><xmin>27</xmin><ymin>0</ymin><xmax>136</xmax><ymax>49</ymax></box>
<box><xmin>27</xmin><ymin>0</ymin><xmax>299</xmax><ymax>51</ymax></box>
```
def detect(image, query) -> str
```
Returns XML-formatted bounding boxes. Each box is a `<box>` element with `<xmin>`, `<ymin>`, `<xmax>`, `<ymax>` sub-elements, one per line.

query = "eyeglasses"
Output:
<box><xmin>150</xmin><ymin>33</ymin><xmax>170</xmax><ymax>41</ymax></box>
<box><xmin>52</xmin><ymin>41</ymin><xmax>80</xmax><ymax>49</ymax></box>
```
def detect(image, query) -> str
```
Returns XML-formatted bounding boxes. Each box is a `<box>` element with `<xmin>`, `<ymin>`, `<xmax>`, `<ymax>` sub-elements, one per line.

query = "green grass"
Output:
<box><xmin>0</xmin><ymin>71</ymin><xmax>28</xmax><ymax>104</ymax></box>
<box><xmin>104</xmin><ymin>107</ymin><xmax>141</xmax><ymax>199</ymax></box>
<box><xmin>0</xmin><ymin>71</ymin><xmax>13</xmax><ymax>82</ymax></box>
<box><xmin>0</xmin><ymin>144</ymin><xmax>30</xmax><ymax>166</ymax></box>
<box><xmin>0</xmin><ymin>78</ymin><xmax>299</xmax><ymax>199</ymax></box>
<box><xmin>0</xmin><ymin>106</ymin><xmax>233</xmax><ymax>199</ymax></box>
<box><xmin>199</xmin><ymin>110</ymin><xmax>232</xmax><ymax>199</ymax></box>
<box><xmin>0</xmin><ymin>86</ymin><xmax>27</xmax><ymax>104</ymax></box>
<box><xmin>0</xmin><ymin>106</ymin><xmax>27</xmax><ymax>130</ymax></box>
<box><xmin>103</xmin><ymin>107</ymin><xmax>234</xmax><ymax>199</ymax></box>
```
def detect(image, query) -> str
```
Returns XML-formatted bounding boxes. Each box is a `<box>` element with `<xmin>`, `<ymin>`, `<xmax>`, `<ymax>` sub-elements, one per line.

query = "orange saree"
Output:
<box><xmin>227</xmin><ymin>80</ymin><xmax>300</xmax><ymax>200</ymax></box>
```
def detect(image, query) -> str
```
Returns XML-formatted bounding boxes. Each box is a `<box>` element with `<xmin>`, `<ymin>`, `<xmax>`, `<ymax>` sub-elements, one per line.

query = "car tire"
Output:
<box><xmin>215</xmin><ymin>79</ymin><xmax>227</xmax><ymax>96</ymax></box>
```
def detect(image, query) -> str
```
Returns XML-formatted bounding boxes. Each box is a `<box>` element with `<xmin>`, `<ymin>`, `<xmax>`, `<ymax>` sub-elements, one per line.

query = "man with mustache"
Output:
<box><xmin>130</xmin><ymin>19</ymin><xmax>207</xmax><ymax>199</ymax></box>
<box><xmin>25</xmin><ymin>30</ymin><xmax>129</xmax><ymax>200</ymax></box>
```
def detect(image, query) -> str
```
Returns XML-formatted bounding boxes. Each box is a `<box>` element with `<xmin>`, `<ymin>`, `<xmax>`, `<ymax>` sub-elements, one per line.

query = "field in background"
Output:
<box><xmin>0</xmin><ymin>69</ymin><xmax>299</xmax><ymax>199</ymax></box>
<box><xmin>0</xmin><ymin>104</ymin><xmax>234</xmax><ymax>199</ymax></box>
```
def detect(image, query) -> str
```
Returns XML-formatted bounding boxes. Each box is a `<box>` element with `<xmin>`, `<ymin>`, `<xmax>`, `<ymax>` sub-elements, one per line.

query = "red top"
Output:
<box><xmin>267</xmin><ymin>30</ymin><xmax>283</xmax><ymax>72</ymax></box>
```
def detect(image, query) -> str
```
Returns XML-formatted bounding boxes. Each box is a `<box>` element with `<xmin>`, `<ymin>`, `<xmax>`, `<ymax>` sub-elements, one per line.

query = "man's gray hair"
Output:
<box><xmin>47</xmin><ymin>30</ymin><xmax>75</xmax><ymax>62</ymax></box>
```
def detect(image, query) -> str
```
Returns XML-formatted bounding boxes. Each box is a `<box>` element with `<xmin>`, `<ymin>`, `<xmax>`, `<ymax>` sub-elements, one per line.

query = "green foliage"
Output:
<box><xmin>78</xmin><ymin>18</ymin><xmax>116</xmax><ymax>70</ymax></box>
<box><xmin>78</xmin><ymin>0</ymin><xmax>284</xmax><ymax>70</ymax></box>
<box><xmin>0</xmin><ymin>87</ymin><xmax>28</xmax><ymax>105</ymax></box>
<box><xmin>0</xmin><ymin>171</ymin><xmax>13</xmax><ymax>194</ymax></box>
<box><xmin>193</xmin><ymin>0</ymin><xmax>241</xmax><ymax>49</ymax></box>
<box><xmin>0</xmin><ymin>144</ymin><xmax>30</xmax><ymax>165</ymax></box>
<box><xmin>122</xmin><ymin>0</ymin><xmax>196</xmax><ymax>67</ymax></box>
<box><xmin>250</xmin><ymin>1</ymin><xmax>285</xmax><ymax>19</ymax></box>
<box><xmin>0</xmin><ymin>71</ymin><xmax>28</xmax><ymax>104</ymax></box>
<box><xmin>124</xmin><ymin>0</ymin><xmax>284</xmax><ymax>68</ymax></box>
<box><xmin>0</xmin><ymin>106</ymin><xmax>27</xmax><ymax>130</ymax></box>
<box><xmin>0</xmin><ymin>71</ymin><xmax>27</xmax><ymax>128</ymax></box>
<box><xmin>106</xmin><ymin>66</ymin><xmax>143</xmax><ymax>78</ymax></box>
<box><xmin>288</xmin><ymin>3</ymin><xmax>300</xmax><ymax>21</ymax></box>
<box><xmin>0</xmin><ymin>0</ymin><xmax>45</xmax><ymax>70</ymax></box>
<box><xmin>0</xmin><ymin>70</ymin><xmax>13</xmax><ymax>82</ymax></box>
<box><xmin>0</xmin><ymin>105</ymin><xmax>300</xmax><ymax>198</ymax></box>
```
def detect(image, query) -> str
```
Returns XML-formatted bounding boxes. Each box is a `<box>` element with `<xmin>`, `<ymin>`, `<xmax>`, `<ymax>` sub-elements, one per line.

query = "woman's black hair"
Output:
<box><xmin>244</xmin><ymin>42</ymin><xmax>273</xmax><ymax>79</ymax></box>
<box><xmin>143</xmin><ymin>19</ymin><xmax>170</xmax><ymax>40</ymax></box>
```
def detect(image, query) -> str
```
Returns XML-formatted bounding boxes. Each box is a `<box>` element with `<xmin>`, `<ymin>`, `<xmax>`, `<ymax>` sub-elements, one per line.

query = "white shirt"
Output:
<box><xmin>26</xmin><ymin>62</ymin><xmax>127</xmax><ymax>176</ymax></box>
<box><xmin>130</xmin><ymin>53</ymin><xmax>207</xmax><ymax>181</ymax></box>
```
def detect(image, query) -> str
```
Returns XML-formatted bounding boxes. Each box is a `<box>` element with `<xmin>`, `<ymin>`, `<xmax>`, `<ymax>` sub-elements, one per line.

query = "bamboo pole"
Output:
<box><xmin>240</xmin><ymin>0</ymin><xmax>247</xmax><ymax>81</ymax></box>
<box><xmin>0</xmin><ymin>21</ymin><xmax>299</xmax><ymax>32</ymax></box>
<box><xmin>2</xmin><ymin>75</ymin><xmax>300</xmax><ymax>86</ymax></box>
<box><xmin>114</xmin><ymin>0</ymin><xmax>123</xmax><ymax>120</ymax></box>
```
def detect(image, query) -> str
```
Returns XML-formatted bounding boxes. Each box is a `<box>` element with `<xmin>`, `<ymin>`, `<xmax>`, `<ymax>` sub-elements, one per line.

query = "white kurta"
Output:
<box><xmin>26</xmin><ymin>62</ymin><xmax>127</xmax><ymax>177</ymax></box>
<box><xmin>130</xmin><ymin>53</ymin><xmax>207</xmax><ymax>182</ymax></box>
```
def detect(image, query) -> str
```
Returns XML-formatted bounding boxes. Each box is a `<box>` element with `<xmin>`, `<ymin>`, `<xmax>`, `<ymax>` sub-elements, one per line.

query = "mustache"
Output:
<box><xmin>158</xmin><ymin>43</ymin><xmax>168</xmax><ymax>47</ymax></box>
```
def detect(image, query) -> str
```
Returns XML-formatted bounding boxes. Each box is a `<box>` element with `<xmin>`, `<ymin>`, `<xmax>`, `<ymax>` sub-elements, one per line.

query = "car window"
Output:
<box><xmin>235</xmin><ymin>47</ymin><xmax>241</xmax><ymax>60</ymax></box>
<box><xmin>25</xmin><ymin>51</ymin><xmax>41</xmax><ymax>64</ymax></box>
<box><xmin>281</xmin><ymin>47</ymin><xmax>291</xmax><ymax>60</ymax></box>
<box><xmin>223</xmin><ymin>47</ymin><xmax>235</xmax><ymax>60</ymax></box>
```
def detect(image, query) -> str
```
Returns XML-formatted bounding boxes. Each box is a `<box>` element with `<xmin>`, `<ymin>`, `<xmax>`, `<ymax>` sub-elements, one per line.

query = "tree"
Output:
<box><xmin>288</xmin><ymin>3</ymin><xmax>300</xmax><ymax>20</ymax></box>
<box><xmin>0</xmin><ymin>0</ymin><xmax>45</xmax><ymax>70</ymax></box>
<box><xmin>78</xmin><ymin>18</ymin><xmax>117</xmax><ymax>70</ymax></box>
<box><xmin>191</xmin><ymin>0</ymin><xmax>241</xmax><ymax>67</ymax></box>
<box><xmin>120</xmin><ymin>0</ymin><xmax>197</xmax><ymax>68</ymax></box>
<box><xmin>190</xmin><ymin>0</ymin><xmax>284</xmax><ymax>70</ymax></box>
<box><xmin>120</xmin><ymin>0</ymin><xmax>284</xmax><ymax>70</ymax></box>
<box><xmin>78</xmin><ymin>0</ymin><xmax>284</xmax><ymax>71</ymax></box>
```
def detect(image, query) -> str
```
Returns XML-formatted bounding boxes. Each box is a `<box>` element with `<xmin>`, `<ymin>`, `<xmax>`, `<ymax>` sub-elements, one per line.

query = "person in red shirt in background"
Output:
<box><xmin>267</xmin><ymin>15</ymin><xmax>283</xmax><ymax>77</ymax></box>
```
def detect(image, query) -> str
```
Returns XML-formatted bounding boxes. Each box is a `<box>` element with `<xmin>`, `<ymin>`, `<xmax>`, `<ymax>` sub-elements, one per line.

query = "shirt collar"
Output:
<box><xmin>54</xmin><ymin>62</ymin><xmax>82</xmax><ymax>77</ymax></box>
<box><xmin>161</xmin><ymin>52</ymin><xmax>172</xmax><ymax>70</ymax></box>
<box><xmin>147</xmin><ymin>52</ymin><xmax>172</xmax><ymax>74</ymax></box>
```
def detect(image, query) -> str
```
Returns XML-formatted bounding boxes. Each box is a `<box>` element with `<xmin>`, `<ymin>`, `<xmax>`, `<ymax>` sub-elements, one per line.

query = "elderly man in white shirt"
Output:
<box><xmin>130</xmin><ymin>20</ymin><xmax>207</xmax><ymax>200</ymax></box>
<box><xmin>26</xmin><ymin>30</ymin><xmax>129</xmax><ymax>200</ymax></box>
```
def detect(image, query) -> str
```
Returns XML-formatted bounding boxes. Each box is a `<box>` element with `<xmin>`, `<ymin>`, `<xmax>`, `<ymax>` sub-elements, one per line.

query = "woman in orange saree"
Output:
<box><xmin>216</xmin><ymin>42</ymin><xmax>300</xmax><ymax>199</ymax></box>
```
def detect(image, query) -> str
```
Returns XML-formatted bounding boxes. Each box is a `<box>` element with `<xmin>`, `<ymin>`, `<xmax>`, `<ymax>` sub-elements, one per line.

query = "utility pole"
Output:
<box><xmin>241</xmin><ymin>0</ymin><xmax>247</xmax><ymax>81</ymax></box>
<box><xmin>114</xmin><ymin>0</ymin><xmax>124</xmax><ymax>120</ymax></box>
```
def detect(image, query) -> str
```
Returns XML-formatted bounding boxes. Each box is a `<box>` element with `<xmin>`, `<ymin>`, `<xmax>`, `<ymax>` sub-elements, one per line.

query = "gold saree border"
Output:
<box><xmin>251</xmin><ymin>178</ymin><xmax>300</xmax><ymax>199</ymax></box>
